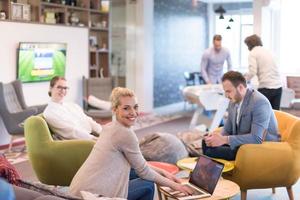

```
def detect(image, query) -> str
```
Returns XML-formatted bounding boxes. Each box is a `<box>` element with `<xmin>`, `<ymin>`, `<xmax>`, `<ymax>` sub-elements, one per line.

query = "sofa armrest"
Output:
<box><xmin>29</xmin><ymin>140</ymin><xmax>95</xmax><ymax>186</ymax></box>
<box><xmin>230</xmin><ymin>142</ymin><xmax>295</xmax><ymax>189</ymax></box>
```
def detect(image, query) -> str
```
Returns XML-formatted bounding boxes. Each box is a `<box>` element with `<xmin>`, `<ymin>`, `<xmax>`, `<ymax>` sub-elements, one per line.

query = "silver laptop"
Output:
<box><xmin>160</xmin><ymin>155</ymin><xmax>224</xmax><ymax>200</ymax></box>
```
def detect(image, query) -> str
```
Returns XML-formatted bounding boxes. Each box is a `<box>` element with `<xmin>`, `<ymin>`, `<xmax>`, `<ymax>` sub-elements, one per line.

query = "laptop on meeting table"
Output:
<box><xmin>160</xmin><ymin>155</ymin><xmax>224</xmax><ymax>200</ymax></box>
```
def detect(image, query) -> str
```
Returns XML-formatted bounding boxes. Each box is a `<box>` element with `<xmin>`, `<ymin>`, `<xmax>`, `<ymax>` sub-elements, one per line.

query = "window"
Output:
<box><xmin>215</xmin><ymin>13</ymin><xmax>253</xmax><ymax>73</ymax></box>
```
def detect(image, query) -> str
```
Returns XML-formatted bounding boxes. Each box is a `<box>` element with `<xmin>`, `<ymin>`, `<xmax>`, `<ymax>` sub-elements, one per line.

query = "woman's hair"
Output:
<box><xmin>110</xmin><ymin>87</ymin><xmax>135</xmax><ymax>110</ymax></box>
<box><xmin>48</xmin><ymin>76</ymin><xmax>66</xmax><ymax>97</ymax></box>
<box><xmin>244</xmin><ymin>34</ymin><xmax>263</xmax><ymax>51</ymax></box>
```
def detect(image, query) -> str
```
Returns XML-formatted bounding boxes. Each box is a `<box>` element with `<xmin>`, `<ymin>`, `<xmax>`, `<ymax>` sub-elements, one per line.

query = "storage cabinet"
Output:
<box><xmin>0</xmin><ymin>0</ymin><xmax>110</xmax><ymax>78</ymax></box>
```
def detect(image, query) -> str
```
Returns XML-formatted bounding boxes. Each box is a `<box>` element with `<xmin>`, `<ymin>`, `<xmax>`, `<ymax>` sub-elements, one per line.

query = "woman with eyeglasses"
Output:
<box><xmin>43</xmin><ymin>76</ymin><xmax>102</xmax><ymax>140</ymax></box>
<box><xmin>69</xmin><ymin>87</ymin><xmax>193</xmax><ymax>200</ymax></box>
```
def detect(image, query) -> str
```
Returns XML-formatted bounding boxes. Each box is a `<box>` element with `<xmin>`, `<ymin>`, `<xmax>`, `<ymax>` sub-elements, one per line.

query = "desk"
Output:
<box><xmin>158</xmin><ymin>179</ymin><xmax>240</xmax><ymax>200</ymax></box>
<box><xmin>182</xmin><ymin>85</ymin><xmax>229</xmax><ymax>130</ymax></box>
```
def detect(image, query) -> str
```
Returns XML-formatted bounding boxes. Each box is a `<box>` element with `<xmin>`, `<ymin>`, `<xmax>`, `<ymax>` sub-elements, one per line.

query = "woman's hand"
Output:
<box><xmin>172</xmin><ymin>183</ymin><xmax>194</xmax><ymax>196</ymax></box>
<box><xmin>161</xmin><ymin>170</ymin><xmax>181</xmax><ymax>183</ymax></box>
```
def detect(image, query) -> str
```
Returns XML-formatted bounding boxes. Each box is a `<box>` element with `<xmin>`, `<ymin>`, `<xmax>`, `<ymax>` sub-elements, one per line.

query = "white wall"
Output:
<box><xmin>253</xmin><ymin>0</ymin><xmax>300</xmax><ymax>77</ymax></box>
<box><xmin>0</xmin><ymin>21</ymin><xmax>89</xmax><ymax>145</ymax></box>
<box><xmin>126</xmin><ymin>0</ymin><xmax>154</xmax><ymax>112</ymax></box>
<box><xmin>279</xmin><ymin>0</ymin><xmax>300</xmax><ymax>75</ymax></box>
<box><xmin>253</xmin><ymin>0</ymin><xmax>271</xmax><ymax>35</ymax></box>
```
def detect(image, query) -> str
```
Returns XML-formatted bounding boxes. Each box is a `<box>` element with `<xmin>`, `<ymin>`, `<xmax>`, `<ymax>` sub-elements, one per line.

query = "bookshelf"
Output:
<box><xmin>0</xmin><ymin>0</ymin><xmax>110</xmax><ymax>78</ymax></box>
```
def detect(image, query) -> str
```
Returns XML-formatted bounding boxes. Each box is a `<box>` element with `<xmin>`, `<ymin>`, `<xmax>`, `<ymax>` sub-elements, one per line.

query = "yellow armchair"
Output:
<box><xmin>224</xmin><ymin>110</ymin><xmax>300</xmax><ymax>200</ymax></box>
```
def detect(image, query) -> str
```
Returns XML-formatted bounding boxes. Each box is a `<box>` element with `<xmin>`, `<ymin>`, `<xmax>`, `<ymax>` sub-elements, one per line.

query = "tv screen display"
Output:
<box><xmin>17</xmin><ymin>42</ymin><xmax>67</xmax><ymax>83</ymax></box>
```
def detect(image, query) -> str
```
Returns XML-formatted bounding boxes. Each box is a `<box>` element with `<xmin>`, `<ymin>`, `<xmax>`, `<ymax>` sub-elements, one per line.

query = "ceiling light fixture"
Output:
<box><xmin>229</xmin><ymin>18</ymin><xmax>234</xmax><ymax>22</ymax></box>
<box><xmin>226</xmin><ymin>25</ymin><xmax>231</xmax><ymax>30</ymax></box>
<box><xmin>219</xmin><ymin>13</ymin><xmax>224</xmax><ymax>19</ymax></box>
<box><xmin>215</xmin><ymin>5</ymin><xmax>226</xmax><ymax>20</ymax></box>
<box><xmin>215</xmin><ymin>5</ymin><xmax>226</xmax><ymax>13</ymax></box>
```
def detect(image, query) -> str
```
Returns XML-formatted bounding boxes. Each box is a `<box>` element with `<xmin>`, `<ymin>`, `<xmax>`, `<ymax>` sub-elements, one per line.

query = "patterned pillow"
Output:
<box><xmin>0</xmin><ymin>154</ymin><xmax>21</xmax><ymax>185</ymax></box>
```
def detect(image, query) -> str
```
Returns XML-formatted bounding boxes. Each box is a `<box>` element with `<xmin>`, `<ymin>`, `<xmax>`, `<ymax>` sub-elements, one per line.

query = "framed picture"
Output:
<box><xmin>11</xmin><ymin>3</ymin><xmax>23</xmax><ymax>20</ymax></box>
<box><xmin>89</xmin><ymin>36</ymin><xmax>98</xmax><ymax>47</ymax></box>
<box><xmin>22</xmin><ymin>4</ymin><xmax>31</xmax><ymax>21</ymax></box>
<box><xmin>11</xmin><ymin>2</ymin><xmax>31</xmax><ymax>21</ymax></box>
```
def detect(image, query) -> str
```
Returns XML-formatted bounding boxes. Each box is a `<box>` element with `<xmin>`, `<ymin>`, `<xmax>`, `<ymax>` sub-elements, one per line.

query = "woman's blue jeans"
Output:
<box><xmin>128</xmin><ymin>169</ymin><xmax>155</xmax><ymax>200</ymax></box>
<box><xmin>0</xmin><ymin>178</ymin><xmax>15</xmax><ymax>200</ymax></box>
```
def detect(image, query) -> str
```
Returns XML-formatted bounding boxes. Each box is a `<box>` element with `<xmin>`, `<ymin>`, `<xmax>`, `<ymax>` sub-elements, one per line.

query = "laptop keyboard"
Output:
<box><xmin>186</xmin><ymin>185</ymin><xmax>205</xmax><ymax>195</ymax></box>
<box><xmin>168</xmin><ymin>185</ymin><xmax>205</xmax><ymax>198</ymax></box>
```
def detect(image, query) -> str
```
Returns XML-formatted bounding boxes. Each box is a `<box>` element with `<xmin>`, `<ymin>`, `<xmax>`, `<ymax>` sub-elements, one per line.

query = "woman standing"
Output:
<box><xmin>69</xmin><ymin>87</ymin><xmax>192</xmax><ymax>199</ymax></box>
<box><xmin>244</xmin><ymin>34</ymin><xmax>282</xmax><ymax>110</ymax></box>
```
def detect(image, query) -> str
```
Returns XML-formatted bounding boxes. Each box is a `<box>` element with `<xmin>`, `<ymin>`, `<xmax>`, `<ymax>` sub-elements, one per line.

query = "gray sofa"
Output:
<box><xmin>82</xmin><ymin>76</ymin><xmax>113</xmax><ymax>118</ymax></box>
<box><xmin>14</xmin><ymin>185</ymin><xmax>64</xmax><ymax>200</ymax></box>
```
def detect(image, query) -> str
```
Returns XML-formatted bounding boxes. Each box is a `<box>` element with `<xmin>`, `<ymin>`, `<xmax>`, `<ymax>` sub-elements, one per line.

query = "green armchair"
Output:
<box><xmin>24</xmin><ymin>115</ymin><xmax>95</xmax><ymax>186</ymax></box>
<box><xmin>224</xmin><ymin>110</ymin><xmax>300</xmax><ymax>200</ymax></box>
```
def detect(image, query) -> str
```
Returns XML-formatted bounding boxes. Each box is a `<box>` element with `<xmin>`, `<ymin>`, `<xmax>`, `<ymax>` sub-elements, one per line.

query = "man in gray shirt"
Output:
<box><xmin>201</xmin><ymin>35</ymin><xmax>232</xmax><ymax>84</ymax></box>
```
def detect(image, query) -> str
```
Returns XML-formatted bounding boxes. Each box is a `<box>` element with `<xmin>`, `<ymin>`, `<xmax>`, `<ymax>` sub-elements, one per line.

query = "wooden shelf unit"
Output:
<box><xmin>0</xmin><ymin>0</ymin><xmax>110</xmax><ymax>78</ymax></box>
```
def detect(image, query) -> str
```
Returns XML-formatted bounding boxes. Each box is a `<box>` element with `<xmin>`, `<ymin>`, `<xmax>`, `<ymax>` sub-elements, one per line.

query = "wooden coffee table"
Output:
<box><xmin>158</xmin><ymin>178</ymin><xmax>240</xmax><ymax>200</ymax></box>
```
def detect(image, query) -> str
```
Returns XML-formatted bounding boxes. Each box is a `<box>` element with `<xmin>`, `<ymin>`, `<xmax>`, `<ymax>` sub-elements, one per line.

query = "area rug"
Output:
<box><xmin>2</xmin><ymin>113</ymin><xmax>183</xmax><ymax>165</ymax></box>
<box><xmin>133</xmin><ymin>113</ymin><xmax>183</xmax><ymax>130</ymax></box>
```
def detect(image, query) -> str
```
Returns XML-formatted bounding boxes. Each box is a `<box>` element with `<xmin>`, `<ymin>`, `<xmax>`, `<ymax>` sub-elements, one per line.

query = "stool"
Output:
<box><xmin>147</xmin><ymin>161</ymin><xmax>179</xmax><ymax>200</ymax></box>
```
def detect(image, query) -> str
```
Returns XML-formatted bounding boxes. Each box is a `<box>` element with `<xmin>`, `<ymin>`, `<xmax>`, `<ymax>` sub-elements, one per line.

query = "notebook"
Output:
<box><xmin>160</xmin><ymin>155</ymin><xmax>224</xmax><ymax>200</ymax></box>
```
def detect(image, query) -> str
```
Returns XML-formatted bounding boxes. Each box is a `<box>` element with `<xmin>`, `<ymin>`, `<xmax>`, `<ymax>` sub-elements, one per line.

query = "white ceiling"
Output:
<box><xmin>199</xmin><ymin>0</ymin><xmax>252</xmax><ymax>3</ymax></box>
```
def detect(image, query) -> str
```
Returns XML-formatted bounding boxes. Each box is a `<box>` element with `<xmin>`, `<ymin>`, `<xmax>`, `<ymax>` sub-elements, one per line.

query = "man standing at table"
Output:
<box><xmin>202</xmin><ymin>71</ymin><xmax>280</xmax><ymax>160</ymax></box>
<box><xmin>201</xmin><ymin>34</ymin><xmax>232</xmax><ymax>84</ymax></box>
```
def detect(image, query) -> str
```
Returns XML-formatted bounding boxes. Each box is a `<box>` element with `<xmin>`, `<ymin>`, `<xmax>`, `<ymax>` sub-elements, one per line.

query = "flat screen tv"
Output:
<box><xmin>17</xmin><ymin>42</ymin><xmax>67</xmax><ymax>83</ymax></box>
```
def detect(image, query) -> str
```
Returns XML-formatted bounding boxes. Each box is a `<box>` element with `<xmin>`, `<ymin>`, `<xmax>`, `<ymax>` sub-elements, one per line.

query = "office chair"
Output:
<box><xmin>0</xmin><ymin>80</ymin><xmax>46</xmax><ymax>152</ymax></box>
<box><xmin>183</xmin><ymin>72</ymin><xmax>196</xmax><ymax>86</ymax></box>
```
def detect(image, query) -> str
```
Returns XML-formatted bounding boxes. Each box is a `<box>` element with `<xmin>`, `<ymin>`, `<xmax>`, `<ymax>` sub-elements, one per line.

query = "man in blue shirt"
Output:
<box><xmin>201</xmin><ymin>35</ymin><xmax>232</xmax><ymax>84</ymax></box>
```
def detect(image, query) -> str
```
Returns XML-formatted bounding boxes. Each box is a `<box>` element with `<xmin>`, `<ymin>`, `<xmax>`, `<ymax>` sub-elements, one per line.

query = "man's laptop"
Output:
<box><xmin>160</xmin><ymin>155</ymin><xmax>224</xmax><ymax>200</ymax></box>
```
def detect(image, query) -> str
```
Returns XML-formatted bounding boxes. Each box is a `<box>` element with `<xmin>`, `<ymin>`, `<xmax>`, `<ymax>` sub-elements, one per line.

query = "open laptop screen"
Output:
<box><xmin>189</xmin><ymin>155</ymin><xmax>224</xmax><ymax>194</ymax></box>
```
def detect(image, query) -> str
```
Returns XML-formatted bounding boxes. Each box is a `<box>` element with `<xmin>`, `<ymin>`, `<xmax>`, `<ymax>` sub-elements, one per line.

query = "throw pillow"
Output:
<box><xmin>88</xmin><ymin>95</ymin><xmax>111</xmax><ymax>110</ymax></box>
<box><xmin>139</xmin><ymin>132</ymin><xmax>188</xmax><ymax>164</ymax></box>
<box><xmin>0</xmin><ymin>154</ymin><xmax>20</xmax><ymax>185</ymax></box>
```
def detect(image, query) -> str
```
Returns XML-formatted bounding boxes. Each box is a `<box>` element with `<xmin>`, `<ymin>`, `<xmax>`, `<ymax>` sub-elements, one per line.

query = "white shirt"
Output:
<box><xmin>201</xmin><ymin>47</ymin><xmax>232</xmax><ymax>84</ymax></box>
<box><xmin>236</xmin><ymin>99</ymin><xmax>243</xmax><ymax>126</ymax></box>
<box><xmin>43</xmin><ymin>101</ymin><xmax>102</xmax><ymax>140</ymax></box>
<box><xmin>245</xmin><ymin>46</ymin><xmax>282</xmax><ymax>89</ymax></box>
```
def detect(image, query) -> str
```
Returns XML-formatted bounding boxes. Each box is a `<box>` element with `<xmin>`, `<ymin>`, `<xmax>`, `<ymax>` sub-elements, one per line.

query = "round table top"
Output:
<box><xmin>200</xmin><ymin>179</ymin><xmax>240</xmax><ymax>200</ymax></box>
<box><xmin>158</xmin><ymin>179</ymin><xmax>240</xmax><ymax>200</ymax></box>
<box><xmin>176</xmin><ymin>157</ymin><xmax>235</xmax><ymax>173</ymax></box>
<box><xmin>147</xmin><ymin>161</ymin><xmax>180</xmax><ymax>175</ymax></box>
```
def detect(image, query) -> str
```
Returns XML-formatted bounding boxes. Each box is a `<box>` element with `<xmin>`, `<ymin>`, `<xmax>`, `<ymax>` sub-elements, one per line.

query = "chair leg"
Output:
<box><xmin>272</xmin><ymin>188</ymin><xmax>276</xmax><ymax>194</ymax></box>
<box><xmin>7</xmin><ymin>136</ymin><xmax>15</xmax><ymax>153</ymax></box>
<box><xmin>286</xmin><ymin>186</ymin><xmax>294</xmax><ymax>200</ymax></box>
<box><xmin>156</xmin><ymin>185</ymin><xmax>163</xmax><ymax>200</ymax></box>
<box><xmin>241</xmin><ymin>190</ymin><xmax>247</xmax><ymax>200</ymax></box>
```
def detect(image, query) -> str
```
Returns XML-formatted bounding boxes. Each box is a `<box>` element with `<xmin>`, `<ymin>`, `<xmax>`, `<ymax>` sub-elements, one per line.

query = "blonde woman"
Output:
<box><xmin>70</xmin><ymin>87</ymin><xmax>192</xmax><ymax>199</ymax></box>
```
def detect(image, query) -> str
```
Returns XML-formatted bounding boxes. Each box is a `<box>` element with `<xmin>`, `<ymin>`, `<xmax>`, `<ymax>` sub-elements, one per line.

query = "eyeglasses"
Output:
<box><xmin>56</xmin><ymin>86</ymin><xmax>69</xmax><ymax>91</ymax></box>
